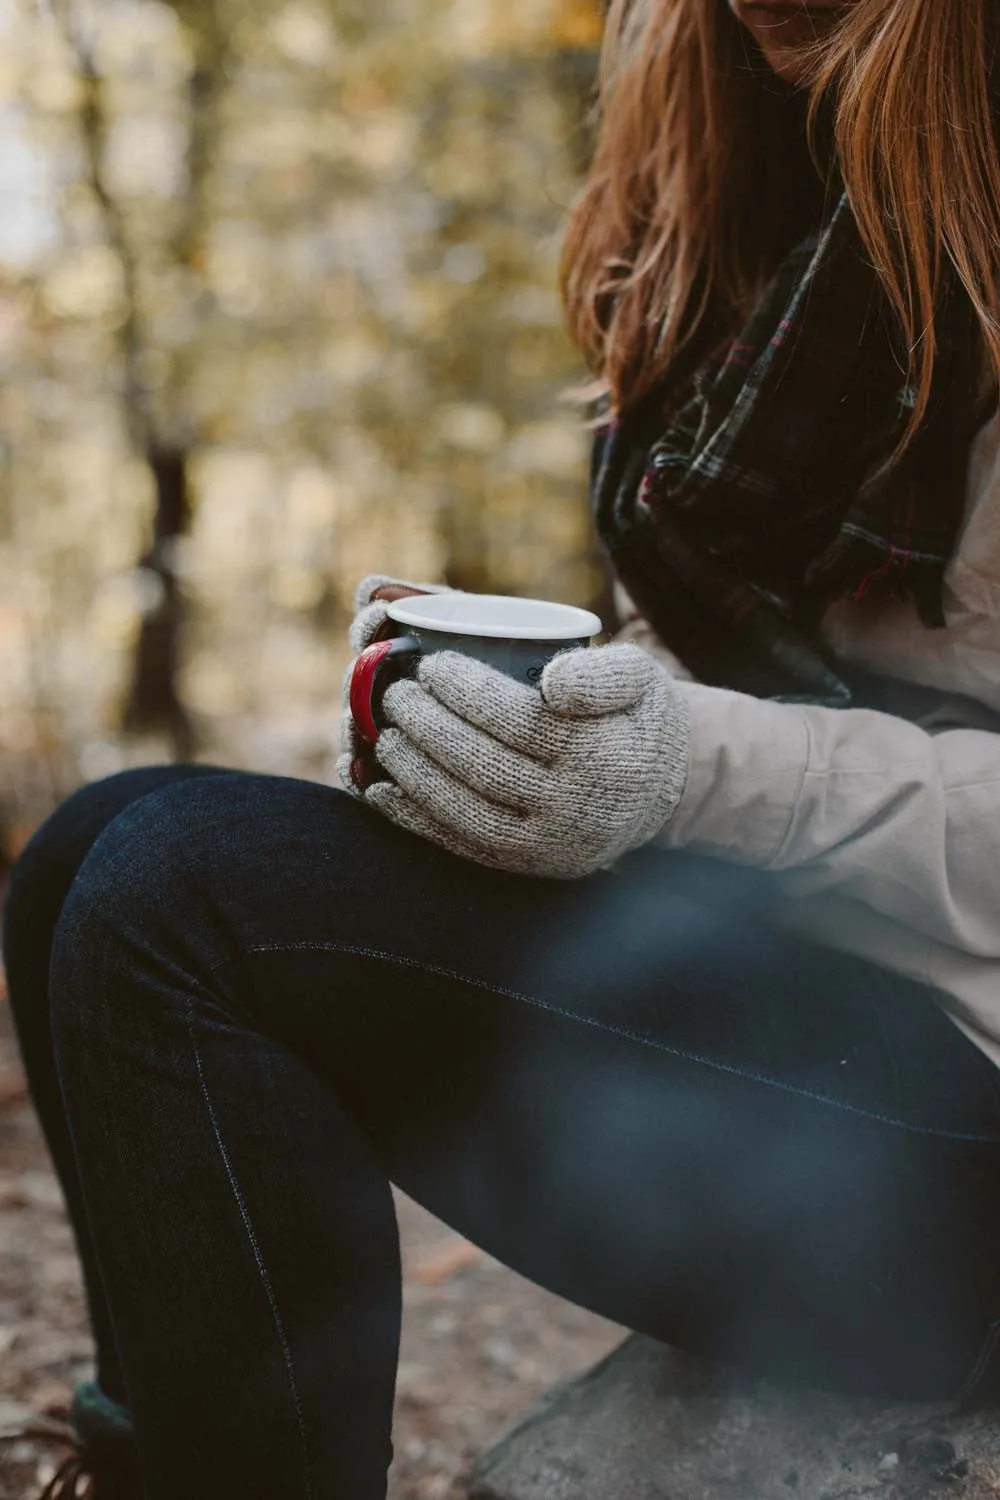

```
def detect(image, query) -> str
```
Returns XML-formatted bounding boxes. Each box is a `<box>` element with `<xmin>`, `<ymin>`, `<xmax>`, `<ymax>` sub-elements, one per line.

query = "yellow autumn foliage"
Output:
<box><xmin>0</xmin><ymin>0</ymin><xmax>605</xmax><ymax>826</ymax></box>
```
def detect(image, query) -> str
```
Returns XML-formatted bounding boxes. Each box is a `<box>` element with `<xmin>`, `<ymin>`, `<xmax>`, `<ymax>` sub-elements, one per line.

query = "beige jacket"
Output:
<box><xmin>615</xmin><ymin>409</ymin><xmax>1000</xmax><ymax>1071</ymax></box>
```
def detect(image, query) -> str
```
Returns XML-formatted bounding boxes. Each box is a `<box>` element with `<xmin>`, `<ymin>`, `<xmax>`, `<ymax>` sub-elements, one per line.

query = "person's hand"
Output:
<box><xmin>338</xmin><ymin>574</ymin><xmax>455</xmax><ymax>795</ymax></box>
<box><xmin>362</xmin><ymin>643</ymin><xmax>692</xmax><ymax>879</ymax></box>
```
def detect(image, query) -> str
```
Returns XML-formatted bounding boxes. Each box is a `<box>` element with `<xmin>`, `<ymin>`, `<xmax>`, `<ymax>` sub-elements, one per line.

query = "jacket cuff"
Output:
<box><xmin>657</xmin><ymin>683</ymin><xmax>811</xmax><ymax>867</ymax></box>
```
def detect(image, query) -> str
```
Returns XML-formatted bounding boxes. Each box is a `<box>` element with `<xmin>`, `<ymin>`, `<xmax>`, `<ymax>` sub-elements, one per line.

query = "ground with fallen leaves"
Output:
<box><xmin>0</xmin><ymin>983</ymin><xmax>624</xmax><ymax>1499</ymax></box>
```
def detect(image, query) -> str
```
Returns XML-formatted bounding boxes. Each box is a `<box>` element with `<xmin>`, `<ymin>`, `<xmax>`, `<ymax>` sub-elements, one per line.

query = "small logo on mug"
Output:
<box><xmin>527</xmin><ymin>664</ymin><xmax>543</xmax><ymax>683</ymax></box>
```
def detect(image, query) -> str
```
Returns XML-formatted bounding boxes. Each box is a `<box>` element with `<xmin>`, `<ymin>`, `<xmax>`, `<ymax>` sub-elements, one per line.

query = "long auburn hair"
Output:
<box><xmin>561</xmin><ymin>0</ymin><xmax>1000</xmax><ymax>457</ymax></box>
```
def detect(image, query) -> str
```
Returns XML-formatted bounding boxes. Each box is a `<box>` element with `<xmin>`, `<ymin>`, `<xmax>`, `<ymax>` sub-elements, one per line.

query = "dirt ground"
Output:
<box><xmin>0</xmin><ymin>986</ymin><xmax>625</xmax><ymax>1499</ymax></box>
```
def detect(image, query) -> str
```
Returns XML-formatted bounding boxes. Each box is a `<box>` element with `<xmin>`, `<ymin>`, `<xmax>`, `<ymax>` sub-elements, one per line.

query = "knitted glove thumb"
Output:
<box><xmin>540</xmin><ymin>643</ymin><xmax>656</xmax><ymax>719</ymax></box>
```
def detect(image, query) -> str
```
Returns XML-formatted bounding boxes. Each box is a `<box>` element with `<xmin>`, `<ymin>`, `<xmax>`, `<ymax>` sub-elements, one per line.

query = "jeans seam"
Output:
<box><xmin>219</xmin><ymin>939</ymin><xmax>1000</xmax><ymax>1147</ymax></box>
<box><xmin>950</xmin><ymin>1317</ymin><xmax>1000</xmax><ymax>1407</ymax></box>
<box><xmin>185</xmin><ymin>995</ymin><xmax>314</xmax><ymax>1500</ymax></box>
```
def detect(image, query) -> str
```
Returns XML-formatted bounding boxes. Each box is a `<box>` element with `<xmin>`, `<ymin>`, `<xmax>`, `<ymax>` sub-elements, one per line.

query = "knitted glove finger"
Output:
<box><xmin>540</xmin><ymin>643</ymin><xmax>655</xmax><ymax>719</ymax></box>
<box><xmin>337</xmin><ymin>749</ymin><xmax>388</xmax><ymax>795</ymax></box>
<box><xmin>349</xmin><ymin>599</ymin><xmax>397</xmax><ymax>655</ymax></box>
<box><xmin>367</xmin><ymin>769</ymin><xmax>609</xmax><ymax>880</ymax></box>
<box><xmin>349</xmin><ymin>576</ymin><xmax>454</xmax><ymax>654</ymax></box>
<box><xmin>417</xmin><ymin>651</ymin><xmax>553</xmax><ymax>760</ymax></box>
<box><xmin>376</xmin><ymin>729</ymin><xmax>534</xmax><ymax>847</ymax></box>
<box><xmin>382</xmin><ymin>678</ymin><xmax>546</xmax><ymax>811</ymax></box>
<box><xmin>336</xmin><ymin>750</ymin><xmax>359</xmax><ymax>797</ymax></box>
<box><xmin>353</xmin><ymin>574</ymin><xmax>450</xmax><ymax>613</ymax></box>
<box><xmin>365</xmin><ymin>779</ymin><xmax>507</xmax><ymax>870</ymax></box>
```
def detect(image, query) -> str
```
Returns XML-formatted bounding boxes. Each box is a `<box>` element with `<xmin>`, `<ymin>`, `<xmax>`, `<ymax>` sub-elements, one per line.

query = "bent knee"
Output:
<box><xmin>6</xmin><ymin>766</ymin><xmax>230</xmax><ymax>914</ymax></box>
<box><xmin>48</xmin><ymin>772</ymin><xmax>369</xmax><ymax>975</ymax></box>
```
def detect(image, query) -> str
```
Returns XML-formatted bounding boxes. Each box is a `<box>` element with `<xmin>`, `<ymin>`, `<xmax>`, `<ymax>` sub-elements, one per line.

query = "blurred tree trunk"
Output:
<box><xmin>60</xmin><ymin>0</ymin><xmax>229</xmax><ymax>759</ymax></box>
<box><xmin>120</xmin><ymin>446</ymin><xmax>195</xmax><ymax>755</ymax></box>
<box><xmin>120</xmin><ymin>5</ymin><xmax>229</xmax><ymax>758</ymax></box>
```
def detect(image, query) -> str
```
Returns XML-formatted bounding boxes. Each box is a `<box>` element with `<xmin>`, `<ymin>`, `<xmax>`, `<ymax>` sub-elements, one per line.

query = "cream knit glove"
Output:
<box><xmin>338</xmin><ymin>574</ymin><xmax>456</xmax><ymax>795</ymax></box>
<box><xmin>363</xmin><ymin>643</ymin><xmax>692</xmax><ymax>879</ymax></box>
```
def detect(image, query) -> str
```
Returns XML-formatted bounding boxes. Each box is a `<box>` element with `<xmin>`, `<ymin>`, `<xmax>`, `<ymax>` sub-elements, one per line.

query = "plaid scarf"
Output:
<box><xmin>590</xmin><ymin>189</ymin><xmax>991</xmax><ymax>706</ymax></box>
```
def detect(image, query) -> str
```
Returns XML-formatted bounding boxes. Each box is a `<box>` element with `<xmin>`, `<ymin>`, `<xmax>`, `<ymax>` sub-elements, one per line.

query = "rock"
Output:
<box><xmin>467</xmin><ymin>1333</ymin><xmax>1000</xmax><ymax>1500</ymax></box>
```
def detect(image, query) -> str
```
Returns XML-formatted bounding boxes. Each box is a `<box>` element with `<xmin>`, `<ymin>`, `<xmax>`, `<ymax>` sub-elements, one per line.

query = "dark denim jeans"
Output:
<box><xmin>5</xmin><ymin>765</ymin><xmax>1000</xmax><ymax>1500</ymax></box>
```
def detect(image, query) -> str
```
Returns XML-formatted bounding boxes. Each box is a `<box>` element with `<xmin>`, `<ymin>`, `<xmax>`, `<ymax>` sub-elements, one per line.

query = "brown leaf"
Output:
<box><xmin>411</xmin><ymin>1239</ymin><xmax>484</xmax><ymax>1286</ymax></box>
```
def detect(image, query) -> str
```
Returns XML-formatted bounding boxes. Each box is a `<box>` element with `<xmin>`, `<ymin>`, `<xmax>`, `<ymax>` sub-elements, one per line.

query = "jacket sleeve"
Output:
<box><xmin>657</xmin><ymin>680</ymin><xmax>1000</xmax><ymax>960</ymax></box>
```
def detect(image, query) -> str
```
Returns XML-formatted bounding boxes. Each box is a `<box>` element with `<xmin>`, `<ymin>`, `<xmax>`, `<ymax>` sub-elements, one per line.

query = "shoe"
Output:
<box><xmin>0</xmin><ymin>1381</ymin><xmax>140</xmax><ymax>1499</ymax></box>
<box><xmin>0</xmin><ymin>1420</ymin><xmax>106</xmax><ymax>1498</ymax></box>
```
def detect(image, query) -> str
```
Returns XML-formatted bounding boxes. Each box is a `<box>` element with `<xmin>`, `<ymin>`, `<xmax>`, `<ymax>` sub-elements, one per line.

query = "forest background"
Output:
<box><xmin>0</xmin><ymin>0</ymin><xmax>608</xmax><ymax>853</ymax></box>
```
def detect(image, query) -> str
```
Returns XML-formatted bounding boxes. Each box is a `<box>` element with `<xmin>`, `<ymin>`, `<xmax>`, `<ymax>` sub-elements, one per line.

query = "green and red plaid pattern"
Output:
<box><xmin>591</xmin><ymin>190</ymin><xmax>992</xmax><ymax>706</ymax></box>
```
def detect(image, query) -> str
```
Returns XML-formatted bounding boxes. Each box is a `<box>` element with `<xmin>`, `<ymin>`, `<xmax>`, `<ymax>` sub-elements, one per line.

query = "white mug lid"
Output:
<box><xmin>385</xmin><ymin>592</ymin><xmax>603</xmax><ymax>642</ymax></box>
